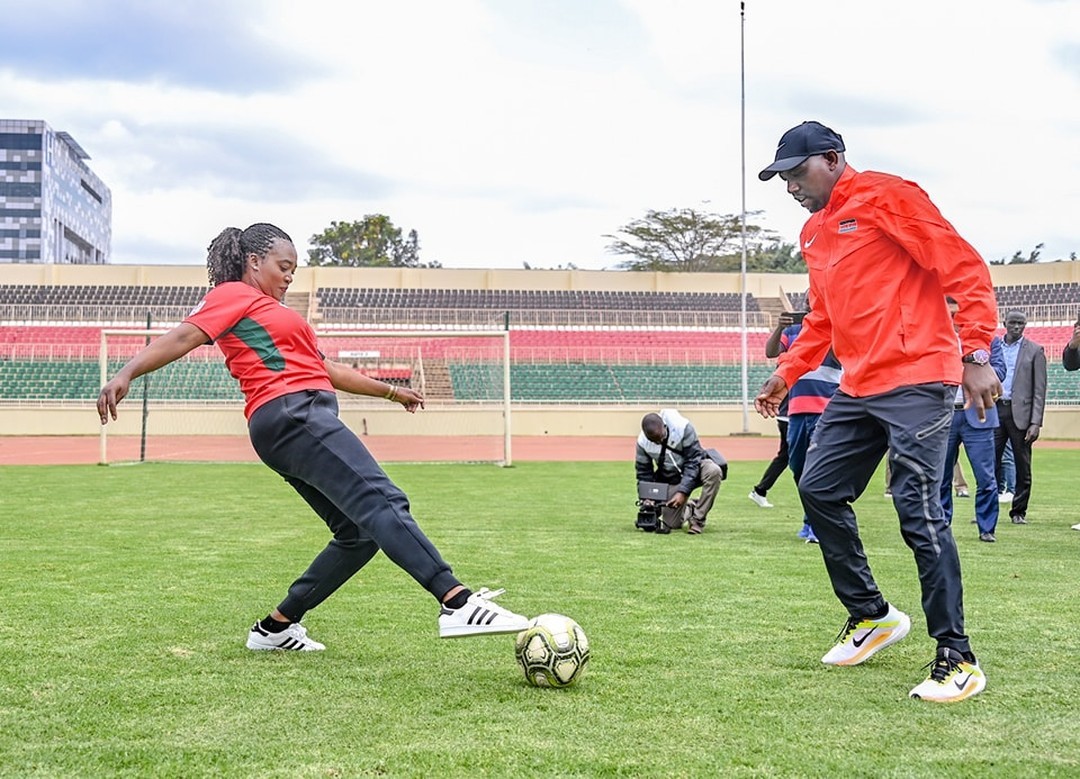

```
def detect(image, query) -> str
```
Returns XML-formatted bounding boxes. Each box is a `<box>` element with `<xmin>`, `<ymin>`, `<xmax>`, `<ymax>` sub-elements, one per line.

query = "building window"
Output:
<box><xmin>0</xmin><ymin>132</ymin><xmax>43</xmax><ymax>151</ymax></box>
<box><xmin>0</xmin><ymin>182</ymin><xmax>43</xmax><ymax>198</ymax></box>
<box><xmin>80</xmin><ymin>179</ymin><xmax>103</xmax><ymax>204</ymax></box>
<box><xmin>0</xmin><ymin>161</ymin><xmax>42</xmax><ymax>171</ymax></box>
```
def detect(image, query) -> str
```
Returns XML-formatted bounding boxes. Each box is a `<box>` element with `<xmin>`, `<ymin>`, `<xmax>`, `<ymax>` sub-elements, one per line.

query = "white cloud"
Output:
<box><xmin>1</xmin><ymin>0</ymin><xmax>1077</xmax><ymax>268</ymax></box>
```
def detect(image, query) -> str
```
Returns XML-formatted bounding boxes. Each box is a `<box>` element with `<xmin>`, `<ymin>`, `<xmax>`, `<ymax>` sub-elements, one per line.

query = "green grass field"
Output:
<box><xmin>2</xmin><ymin>453</ymin><xmax>1079</xmax><ymax>778</ymax></box>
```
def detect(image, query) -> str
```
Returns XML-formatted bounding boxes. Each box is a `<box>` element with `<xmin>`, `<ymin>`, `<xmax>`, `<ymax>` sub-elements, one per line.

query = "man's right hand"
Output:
<box><xmin>961</xmin><ymin>363</ymin><xmax>1003</xmax><ymax>423</ymax></box>
<box><xmin>666</xmin><ymin>491</ymin><xmax>688</xmax><ymax>509</ymax></box>
<box><xmin>754</xmin><ymin>376</ymin><xmax>789</xmax><ymax>418</ymax></box>
<box><xmin>777</xmin><ymin>313</ymin><xmax>795</xmax><ymax>328</ymax></box>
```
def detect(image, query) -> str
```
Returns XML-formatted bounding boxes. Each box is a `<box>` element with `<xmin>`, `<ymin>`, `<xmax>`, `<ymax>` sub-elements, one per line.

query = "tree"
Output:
<box><xmin>604</xmin><ymin>207</ymin><xmax>778</xmax><ymax>272</ymax></box>
<box><xmin>709</xmin><ymin>241</ymin><xmax>806</xmax><ymax>273</ymax></box>
<box><xmin>991</xmin><ymin>242</ymin><xmax>1044</xmax><ymax>266</ymax></box>
<box><xmin>753</xmin><ymin>241</ymin><xmax>805</xmax><ymax>273</ymax></box>
<box><xmin>522</xmin><ymin>260</ymin><xmax>579</xmax><ymax>270</ymax></box>
<box><xmin>307</xmin><ymin>215</ymin><xmax>441</xmax><ymax>268</ymax></box>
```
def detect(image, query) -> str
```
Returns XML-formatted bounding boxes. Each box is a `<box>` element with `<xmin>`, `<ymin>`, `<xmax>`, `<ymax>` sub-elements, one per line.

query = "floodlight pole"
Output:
<box><xmin>738</xmin><ymin>1</ymin><xmax>750</xmax><ymax>433</ymax></box>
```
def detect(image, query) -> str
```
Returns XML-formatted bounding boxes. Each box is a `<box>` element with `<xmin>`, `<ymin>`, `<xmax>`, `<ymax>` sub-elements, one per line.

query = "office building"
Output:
<box><xmin>0</xmin><ymin>119</ymin><xmax>112</xmax><ymax>264</ymax></box>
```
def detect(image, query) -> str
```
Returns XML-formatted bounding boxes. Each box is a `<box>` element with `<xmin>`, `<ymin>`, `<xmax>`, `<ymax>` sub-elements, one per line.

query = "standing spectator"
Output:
<box><xmin>755</xmin><ymin>120</ymin><xmax>999</xmax><ymax>703</ymax></box>
<box><xmin>773</xmin><ymin>309</ymin><xmax>841</xmax><ymax>543</ymax></box>
<box><xmin>97</xmin><ymin>223</ymin><xmax>529</xmax><ymax>651</ymax></box>
<box><xmin>939</xmin><ymin>298</ymin><xmax>1007</xmax><ymax>542</ymax></box>
<box><xmin>994</xmin><ymin>310</ymin><xmax>1047</xmax><ymax>525</ymax></box>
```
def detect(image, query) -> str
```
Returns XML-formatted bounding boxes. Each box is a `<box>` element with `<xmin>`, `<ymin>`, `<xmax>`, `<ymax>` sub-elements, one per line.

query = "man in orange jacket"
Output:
<box><xmin>755</xmin><ymin>121</ymin><xmax>1002</xmax><ymax>703</ymax></box>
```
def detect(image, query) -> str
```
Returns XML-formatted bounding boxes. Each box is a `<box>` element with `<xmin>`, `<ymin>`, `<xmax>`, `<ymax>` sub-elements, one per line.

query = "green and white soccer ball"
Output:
<box><xmin>514</xmin><ymin>613</ymin><xmax>590</xmax><ymax>688</ymax></box>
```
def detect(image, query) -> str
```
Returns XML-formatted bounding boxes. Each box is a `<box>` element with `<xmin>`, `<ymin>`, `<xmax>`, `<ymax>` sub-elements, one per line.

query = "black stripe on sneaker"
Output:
<box><xmin>279</xmin><ymin>637</ymin><xmax>301</xmax><ymax>650</ymax></box>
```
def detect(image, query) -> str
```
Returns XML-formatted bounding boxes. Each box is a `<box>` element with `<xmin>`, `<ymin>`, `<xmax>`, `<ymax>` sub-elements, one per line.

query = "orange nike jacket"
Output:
<box><xmin>776</xmin><ymin>166</ymin><xmax>997</xmax><ymax>398</ymax></box>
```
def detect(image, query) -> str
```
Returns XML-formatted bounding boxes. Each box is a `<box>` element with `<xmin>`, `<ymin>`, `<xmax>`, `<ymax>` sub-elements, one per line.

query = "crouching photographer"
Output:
<box><xmin>635</xmin><ymin>409</ymin><xmax>726</xmax><ymax>535</ymax></box>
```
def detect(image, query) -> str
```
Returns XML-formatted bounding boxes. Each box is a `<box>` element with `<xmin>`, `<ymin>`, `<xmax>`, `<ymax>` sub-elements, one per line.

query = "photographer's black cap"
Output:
<box><xmin>758</xmin><ymin>121</ymin><xmax>845</xmax><ymax>181</ymax></box>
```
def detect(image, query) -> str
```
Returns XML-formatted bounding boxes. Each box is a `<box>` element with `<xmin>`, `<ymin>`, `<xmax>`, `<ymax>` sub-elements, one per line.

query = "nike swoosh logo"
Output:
<box><xmin>851</xmin><ymin>628</ymin><xmax>875</xmax><ymax>648</ymax></box>
<box><xmin>804</xmin><ymin>234</ymin><xmax>817</xmax><ymax>248</ymax></box>
<box><xmin>954</xmin><ymin>672</ymin><xmax>974</xmax><ymax>691</ymax></box>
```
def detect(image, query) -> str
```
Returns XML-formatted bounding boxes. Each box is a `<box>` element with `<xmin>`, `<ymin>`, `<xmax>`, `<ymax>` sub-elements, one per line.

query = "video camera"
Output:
<box><xmin>636</xmin><ymin>481</ymin><xmax>674</xmax><ymax>534</ymax></box>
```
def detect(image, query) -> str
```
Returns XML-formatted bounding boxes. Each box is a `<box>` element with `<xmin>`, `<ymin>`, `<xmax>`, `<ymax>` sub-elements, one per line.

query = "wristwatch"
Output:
<box><xmin>961</xmin><ymin>349</ymin><xmax>990</xmax><ymax>366</ymax></box>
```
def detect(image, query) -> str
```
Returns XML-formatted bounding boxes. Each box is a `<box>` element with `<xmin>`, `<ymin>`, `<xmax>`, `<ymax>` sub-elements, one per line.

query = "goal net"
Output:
<box><xmin>98</xmin><ymin>328</ymin><xmax>512</xmax><ymax>466</ymax></box>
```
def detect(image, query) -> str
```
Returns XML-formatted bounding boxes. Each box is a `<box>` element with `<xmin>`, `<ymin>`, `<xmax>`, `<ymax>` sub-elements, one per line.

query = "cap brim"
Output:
<box><xmin>757</xmin><ymin>155</ymin><xmax>810</xmax><ymax>181</ymax></box>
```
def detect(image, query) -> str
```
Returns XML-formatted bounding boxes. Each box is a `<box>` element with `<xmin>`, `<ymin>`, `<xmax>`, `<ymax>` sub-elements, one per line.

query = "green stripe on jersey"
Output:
<box><xmin>226</xmin><ymin>317</ymin><xmax>286</xmax><ymax>372</ymax></box>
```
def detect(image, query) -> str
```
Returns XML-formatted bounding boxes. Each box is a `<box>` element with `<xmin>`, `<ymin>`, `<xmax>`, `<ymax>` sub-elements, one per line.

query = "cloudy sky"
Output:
<box><xmin>2</xmin><ymin>0</ymin><xmax>1078</xmax><ymax>269</ymax></box>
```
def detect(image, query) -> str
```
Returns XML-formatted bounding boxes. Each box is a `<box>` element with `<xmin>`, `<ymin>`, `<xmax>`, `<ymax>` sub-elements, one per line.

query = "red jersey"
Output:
<box><xmin>776</xmin><ymin>166</ymin><xmax>997</xmax><ymax>398</ymax></box>
<box><xmin>183</xmin><ymin>282</ymin><xmax>333</xmax><ymax>418</ymax></box>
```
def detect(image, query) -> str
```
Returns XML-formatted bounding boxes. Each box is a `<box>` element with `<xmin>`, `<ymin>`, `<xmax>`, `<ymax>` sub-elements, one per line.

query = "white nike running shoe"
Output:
<box><xmin>821</xmin><ymin>604</ymin><xmax>910</xmax><ymax>666</ymax></box>
<box><xmin>909</xmin><ymin>647</ymin><xmax>986</xmax><ymax>703</ymax></box>
<box><xmin>438</xmin><ymin>587</ymin><xmax>530</xmax><ymax>638</ymax></box>
<box><xmin>246</xmin><ymin>621</ymin><xmax>326</xmax><ymax>651</ymax></box>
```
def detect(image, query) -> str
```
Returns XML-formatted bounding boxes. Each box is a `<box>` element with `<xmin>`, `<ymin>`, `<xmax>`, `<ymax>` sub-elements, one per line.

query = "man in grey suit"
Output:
<box><xmin>994</xmin><ymin>310</ymin><xmax>1047</xmax><ymax>525</ymax></box>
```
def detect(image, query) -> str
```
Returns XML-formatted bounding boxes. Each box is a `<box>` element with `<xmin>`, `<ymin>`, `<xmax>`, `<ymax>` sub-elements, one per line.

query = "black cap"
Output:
<box><xmin>758</xmin><ymin>121</ymin><xmax>845</xmax><ymax>181</ymax></box>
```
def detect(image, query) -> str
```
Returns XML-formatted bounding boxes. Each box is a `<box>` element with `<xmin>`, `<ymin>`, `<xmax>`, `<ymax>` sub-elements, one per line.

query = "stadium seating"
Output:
<box><xmin>996</xmin><ymin>282</ymin><xmax>1080</xmax><ymax>309</ymax></box>
<box><xmin>2</xmin><ymin>279</ymin><xmax>1079</xmax><ymax>406</ymax></box>
<box><xmin>0</xmin><ymin>358</ymin><xmax>241</xmax><ymax>401</ymax></box>
<box><xmin>786</xmin><ymin>290</ymin><xmax>809</xmax><ymax>312</ymax></box>
<box><xmin>0</xmin><ymin>284</ymin><xmax>206</xmax><ymax>307</ymax></box>
<box><xmin>486</xmin><ymin>363</ymin><xmax>776</xmax><ymax>403</ymax></box>
<box><xmin>1047</xmin><ymin>363</ymin><xmax>1080</xmax><ymax>404</ymax></box>
<box><xmin>316</xmin><ymin>287</ymin><xmax>760</xmax><ymax>313</ymax></box>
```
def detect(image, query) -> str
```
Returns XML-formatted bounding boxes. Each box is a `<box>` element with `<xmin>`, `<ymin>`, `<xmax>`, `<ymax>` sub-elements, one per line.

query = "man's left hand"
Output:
<box><xmin>667</xmin><ymin>492</ymin><xmax>688</xmax><ymax>508</ymax></box>
<box><xmin>1025</xmin><ymin>424</ymin><xmax>1041</xmax><ymax>444</ymax></box>
<box><xmin>961</xmin><ymin>363</ymin><xmax>1003</xmax><ymax>423</ymax></box>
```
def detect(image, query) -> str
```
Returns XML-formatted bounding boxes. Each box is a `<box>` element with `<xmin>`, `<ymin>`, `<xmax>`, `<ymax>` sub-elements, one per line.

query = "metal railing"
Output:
<box><xmin>316</xmin><ymin>307</ymin><xmax>771</xmax><ymax>330</ymax></box>
<box><xmin>0</xmin><ymin>303</ymin><xmax>191</xmax><ymax>326</ymax></box>
<box><xmin>2</xmin><ymin>301</ymin><xmax>1076</xmax><ymax>329</ymax></box>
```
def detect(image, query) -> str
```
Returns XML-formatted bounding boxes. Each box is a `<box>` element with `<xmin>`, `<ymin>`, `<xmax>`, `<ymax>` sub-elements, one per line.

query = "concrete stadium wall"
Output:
<box><xmin>1</xmin><ymin>262</ymin><xmax>810</xmax><ymax>298</ymax></box>
<box><xmin>6</xmin><ymin>403</ymin><xmax>1080</xmax><ymax>441</ymax></box>
<box><xmin>4</xmin><ymin>260</ymin><xmax>1080</xmax><ymax>296</ymax></box>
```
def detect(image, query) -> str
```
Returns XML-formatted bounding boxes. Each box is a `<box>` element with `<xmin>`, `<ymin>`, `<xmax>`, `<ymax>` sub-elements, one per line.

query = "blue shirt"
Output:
<box><xmin>1001</xmin><ymin>337</ymin><xmax>1022</xmax><ymax>399</ymax></box>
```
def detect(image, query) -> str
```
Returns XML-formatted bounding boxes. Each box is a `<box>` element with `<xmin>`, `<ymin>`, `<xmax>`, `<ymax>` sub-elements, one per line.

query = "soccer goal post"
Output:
<box><xmin>99</xmin><ymin>328</ymin><xmax>512</xmax><ymax>466</ymax></box>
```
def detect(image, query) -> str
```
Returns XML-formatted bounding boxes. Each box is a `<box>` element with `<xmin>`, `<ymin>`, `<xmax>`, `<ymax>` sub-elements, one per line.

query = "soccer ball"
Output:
<box><xmin>514</xmin><ymin>613</ymin><xmax>590</xmax><ymax>688</ymax></box>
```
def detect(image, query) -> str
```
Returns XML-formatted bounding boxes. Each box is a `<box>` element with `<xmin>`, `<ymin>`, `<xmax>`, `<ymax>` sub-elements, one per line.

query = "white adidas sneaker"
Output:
<box><xmin>438</xmin><ymin>587</ymin><xmax>530</xmax><ymax>638</ymax></box>
<box><xmin>747</xmin><ymin>490</ymin><xmax>773</xmax><ymax>509</ymax></box>
<box><xmin>246</xmin><ymin>621</ymin><xmax>326</xmax><ymax>651</ymax></box>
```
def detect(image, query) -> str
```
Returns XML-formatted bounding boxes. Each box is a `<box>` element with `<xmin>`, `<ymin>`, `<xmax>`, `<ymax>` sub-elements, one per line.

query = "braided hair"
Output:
<box><xmin>206</xmin><ymin>223</ymin><xmax>293</xmax><ymax>287</ymax></box>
